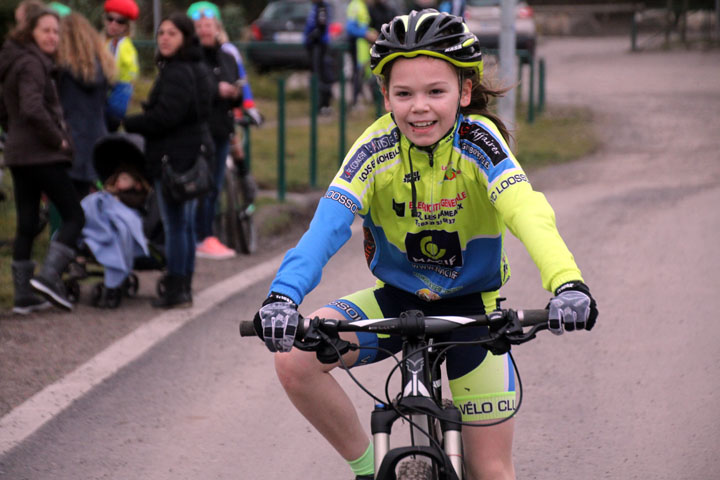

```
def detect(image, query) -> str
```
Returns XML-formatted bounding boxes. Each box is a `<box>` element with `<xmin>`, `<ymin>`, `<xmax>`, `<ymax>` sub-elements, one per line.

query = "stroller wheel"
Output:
<box><xmin>156</xmin><ymin>275</ymin><xmax>167</xmax><ymax>298</ymax></box>
<box><xmin>65</xmin><ymin>278</ymin><xmax>81</xmax><ymax>303</ymax></box>
<box><xmin>91</xmin><ymin>282</ymin><xmax>123</xmax><ymax>309</ymax></box>
<box><xmin>124</xmin><ymin>274</ymin><xmax>139</xmax><ymax>297</ymax></box>
<box><xmin>90</xmin><ymin>282</ymin><xmax>103</xmax><ymax>307</ymax></box>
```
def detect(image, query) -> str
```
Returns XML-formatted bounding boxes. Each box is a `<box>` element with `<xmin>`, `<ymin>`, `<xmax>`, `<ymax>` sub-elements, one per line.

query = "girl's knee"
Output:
<box><xmin>274</xmin><ymin>350</ymin><xmax>326</xmax><ymax>391</ymax></box>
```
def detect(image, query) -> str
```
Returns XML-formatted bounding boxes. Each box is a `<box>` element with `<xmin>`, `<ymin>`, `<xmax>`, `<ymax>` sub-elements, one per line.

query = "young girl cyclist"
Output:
<box><xmin>254</xmin><ymin>9</ymin><xmax>598</xmax><ymax>480</ymax></box>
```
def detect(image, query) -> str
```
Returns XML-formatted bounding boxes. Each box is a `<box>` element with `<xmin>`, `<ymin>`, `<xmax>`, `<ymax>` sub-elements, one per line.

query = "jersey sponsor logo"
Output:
<box><xmin>392</xmin><ymin>198</ymin><xmax>405</xmax><ymax>217</ymax></box>
<box><xmin>324</xmin><ymin>190</ymin><xmax>359</xmax><ymax>214</ymax></box>
<box><xmin>403</xmin><ymin>171</ymin><xmax>420</xmax><ymax>183</ymax></box>
<box><xmin>357</xmin><ymin>149</ymin><xmax>398</xmax><ymax>182</ymax></box>
<box><xmin>459</xmin><ymin>122</ymin><xmax>507</xmax><ymax>167</ymax></box>
<box><xmin>328</xmin><ymin>300</ymin><xmax>362</xmax><ymax>322</ymax></box>
<box><xmin>489</xmin><ymin>174</ymin><xmax>528</xmax><ymax>203</ymax></box>
<box><xmin>363</xmin><ymin>227</ymin><xmax>376</xmax><ymax>266</ymax></box>
<box><xmin>443</xmin><ymin>166</ymin><xmax>461</xmax><ymax>181</ymax></box>
<box><xmin>405</xmin><ymin>230</ymin><xmax>463</xmax><ymax>267</ymax></box>
<box><xmin>458</xmin><ymin>398</ymin><xmax>516</xmax><ymax>417</ymax></box>
<box><xmin>340</xmin><ymin>130</ymin><xmax>400</xmax><ymax>182</ymax></box>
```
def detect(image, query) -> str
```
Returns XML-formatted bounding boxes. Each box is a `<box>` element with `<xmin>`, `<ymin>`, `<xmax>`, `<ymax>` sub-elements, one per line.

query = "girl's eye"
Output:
<box><xmin>430</xmin><ymin>88</ymin><xmax>445</xmax><ymax>95</ymax></box>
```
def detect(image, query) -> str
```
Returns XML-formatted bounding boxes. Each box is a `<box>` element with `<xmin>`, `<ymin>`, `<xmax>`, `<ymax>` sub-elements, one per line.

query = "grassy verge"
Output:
<box><xmin>0</xmin><ymin>73</ymin><xmax>597</xmax><ymax>311</ymax></box>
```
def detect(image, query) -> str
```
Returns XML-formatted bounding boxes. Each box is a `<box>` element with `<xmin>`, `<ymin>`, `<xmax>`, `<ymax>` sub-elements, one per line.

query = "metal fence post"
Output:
<box><xmin>526</xmin><ymin>56</ymin><xmax>535</xmax><ymax>124</ymax></box>
<box><xmin>537</xmin><ymin>57</ymin><xmax>545</xmax><ymax>115</ymax></box>
<box><xmin>338</xmin><ymin>49</ymin><xmax>347</xmax><ymax>166</ymax></box>
<box><xmin>277</xmin><ymin>76</ymin><xmax>286</xmax><ymax>202</ymax></box>
<box><xmin>310</xmin><ymin>73</ymin><xmax>318</xmax><ymax>188</ymax></box>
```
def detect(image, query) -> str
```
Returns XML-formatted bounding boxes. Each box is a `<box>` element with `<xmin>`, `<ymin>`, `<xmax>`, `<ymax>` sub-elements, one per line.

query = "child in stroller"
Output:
<box><xmin>65</xmin><ymin>133</ymin><xmax>165</xmax><ymax>308</ymax></box>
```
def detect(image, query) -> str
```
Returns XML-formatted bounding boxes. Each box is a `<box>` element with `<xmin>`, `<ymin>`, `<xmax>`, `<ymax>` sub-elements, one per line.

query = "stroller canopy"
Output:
<box><xmin>93</xmin><ymin>133</ymin><xmax>146</xmax><ymax>183</ymax></box>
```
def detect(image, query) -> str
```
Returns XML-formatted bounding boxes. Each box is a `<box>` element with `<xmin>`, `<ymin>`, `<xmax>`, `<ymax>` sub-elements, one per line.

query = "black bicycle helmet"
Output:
<box><xmin>370</xmin><ymin>9</ymin><xmax>484</xmax><ymax>81</ymax></box>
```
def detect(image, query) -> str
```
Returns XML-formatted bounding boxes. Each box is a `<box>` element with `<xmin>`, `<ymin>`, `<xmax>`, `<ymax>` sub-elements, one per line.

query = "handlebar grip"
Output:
<box><xmin>239</xmin><ymin>320</ymin><xmax>258</xmax><ymax>337</ymax></box>
<box><xmin>518</xmin><ymin>309</ymin><xmax>549</xmax><ymax>325</ymax></box>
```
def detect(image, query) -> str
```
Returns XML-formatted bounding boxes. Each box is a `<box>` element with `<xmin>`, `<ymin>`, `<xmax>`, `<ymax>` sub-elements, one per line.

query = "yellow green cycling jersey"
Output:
<box><xmin>270</xmin><ymin>112</ymin><xmax>583</xmax><ymax>305</ymax></box>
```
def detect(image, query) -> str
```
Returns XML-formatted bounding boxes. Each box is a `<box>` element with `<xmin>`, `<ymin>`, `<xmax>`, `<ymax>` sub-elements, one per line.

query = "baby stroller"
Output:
<box><xmin>64</xmin><ymin>133</ymin><xmax>166</xmax><ymax>308</ymax></box>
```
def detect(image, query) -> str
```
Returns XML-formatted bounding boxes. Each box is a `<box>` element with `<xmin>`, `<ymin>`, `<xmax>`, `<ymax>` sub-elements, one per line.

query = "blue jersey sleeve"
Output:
<box><xmin>269</xmin><ymin>186</ymin><xmax>359</xmax><ymax>304</ymax></box>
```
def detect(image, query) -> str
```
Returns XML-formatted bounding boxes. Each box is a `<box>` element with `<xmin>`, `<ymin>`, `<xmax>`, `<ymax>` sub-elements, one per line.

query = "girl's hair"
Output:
<box><xmin>459</xmin><ymin>67</ymin><xmax>513</xmax><ymax>145</ymax></box>
<box><xmin>14</xmin><ymin>0</ymin><xmax>46</xmax><ymax>25</ymax></box>
<box><xmin>9</xmin><ymin>7</ymin><xmax>59</xmax><ymax>46</ymax></box>
<box><xmin>156</xmin><ymin>12</ymin><xmax>202</xmax><ymax>62</ymax></box>
<box><xmin>57</xmin><ymin>13</ymin><xmax>115</xmax><ymax>84</ymax></box>
<box><xmin>380</xmin><ymin>59</ymin><xmax>513</xmax><ymax>145</ymax></box>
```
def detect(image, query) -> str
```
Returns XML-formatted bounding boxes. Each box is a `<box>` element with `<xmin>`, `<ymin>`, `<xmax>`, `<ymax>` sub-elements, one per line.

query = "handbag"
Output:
<box><xmin>161</xmin><ymin>150</ymin><xmax>212</xmax><ymax>202</ymax></box>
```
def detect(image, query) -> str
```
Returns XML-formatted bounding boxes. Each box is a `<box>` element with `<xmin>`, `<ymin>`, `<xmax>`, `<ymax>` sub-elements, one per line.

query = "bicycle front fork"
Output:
<box><xmin>371</xmin><ymin>397</ymin><xmax>463</xmax><ymax>479</ymax></box>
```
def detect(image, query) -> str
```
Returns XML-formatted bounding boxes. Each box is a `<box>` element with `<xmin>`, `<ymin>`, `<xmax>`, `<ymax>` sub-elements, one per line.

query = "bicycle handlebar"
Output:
<box><xmin>239</xmin><ymin>308</ymin><xmax>549</xmax><ymax>348</ymax></box>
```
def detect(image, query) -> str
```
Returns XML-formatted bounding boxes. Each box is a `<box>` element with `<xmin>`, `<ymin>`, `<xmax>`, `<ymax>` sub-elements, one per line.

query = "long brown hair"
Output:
<box><xmin>56</xmin><ymin>13</ymin><xmax>115</xmax><ymax>84</ymax></box>
<box><xmin>459</xmin><ymin>67</ymin><xmax>513</xmax><ymax>144</ymax></box>
<box><xmin>9</xmin><ymin>7</ymin><xmax>59</xmax><ymax>46</ymax></box>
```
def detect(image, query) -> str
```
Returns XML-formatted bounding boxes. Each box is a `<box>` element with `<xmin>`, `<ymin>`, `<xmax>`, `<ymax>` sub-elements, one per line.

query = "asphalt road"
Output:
<box><xmin>1</xmin><ymin>36</ymin><xmax>719</xmax><ymax>479</ymax></box>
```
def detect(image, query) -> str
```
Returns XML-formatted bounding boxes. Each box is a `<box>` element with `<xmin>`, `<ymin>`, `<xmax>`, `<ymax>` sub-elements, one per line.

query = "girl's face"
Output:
<box><xmin>32</xmin><ymin>14</ymin><xmax>60</xmax><ymax>56</ymax></box>
<box><xmin>383</xmin><ymin>56</ymin><xmax>472</xmax><ymax>147</ymax></box>
<box><xmin>194</xmin><ymin>17</ymin><xmax>219</xmax><ymax>47</ymax></box>
<box><xmin>157</xmin><ymin>20</ymin><xmax>184</xmax><ymax>58</ymax></box>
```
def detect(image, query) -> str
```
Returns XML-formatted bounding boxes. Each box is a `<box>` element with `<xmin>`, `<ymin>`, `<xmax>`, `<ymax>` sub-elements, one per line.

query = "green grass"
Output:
<box><xmin>0</xmin><ymin>72</ymin><xmax>598</xmax><ymax>311</ymax></box>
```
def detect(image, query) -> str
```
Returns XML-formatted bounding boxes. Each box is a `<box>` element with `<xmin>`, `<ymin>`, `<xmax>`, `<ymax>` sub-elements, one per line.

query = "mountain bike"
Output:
<box><xmin>215</xmin><ymin>117</ymin><xmax>257</xmax><ymax>255</ymax></box>
<box><xmin>240</xmin><ymin>304</ymin><xmax>550</xmax><ymax>479</ymax></box>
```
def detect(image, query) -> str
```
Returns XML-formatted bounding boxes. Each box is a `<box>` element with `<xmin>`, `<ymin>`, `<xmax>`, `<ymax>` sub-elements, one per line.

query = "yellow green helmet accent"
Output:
<box><xmin>370</xmin><ymin>9</ymin><xmax>484</xmax><ymax>81</ymax></box>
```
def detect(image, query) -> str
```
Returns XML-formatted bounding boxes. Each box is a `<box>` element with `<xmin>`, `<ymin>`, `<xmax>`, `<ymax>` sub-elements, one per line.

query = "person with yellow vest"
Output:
<box><xmin>103</xmin><ymin>0</ymin><xmax>139</xmax><ymax>131</ymax></box>
<box><xmin>346</xmin><ymin>0</ymin><xmax>377</xmax><ymax>108</ymax></box>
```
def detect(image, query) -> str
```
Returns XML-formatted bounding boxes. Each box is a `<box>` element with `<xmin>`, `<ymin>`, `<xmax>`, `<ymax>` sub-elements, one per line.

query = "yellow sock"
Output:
<box><xmin>348</xmin><ymin>442</ymin><xmax>374</xmax><ymax>477</ymax></box>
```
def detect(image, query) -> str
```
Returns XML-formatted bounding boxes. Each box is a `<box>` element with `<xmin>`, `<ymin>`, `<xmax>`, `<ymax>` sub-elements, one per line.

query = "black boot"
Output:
<box><xmin>12</xmin><ymin>260</ymin><xmax>51</xmax><ymax>315</ymax></box>
<box><xmin>30</xmin><ymin>241</ymin><xmax>75</xmax><ymax>311</ymax></box>
<box><xmin>151</xmin><ymin>274</ymin><xmax>191</xmax><ymax>309</ymax></box>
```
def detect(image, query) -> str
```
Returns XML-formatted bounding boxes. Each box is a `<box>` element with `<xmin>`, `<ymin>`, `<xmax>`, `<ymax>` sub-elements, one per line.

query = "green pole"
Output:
<box><xmin>537</xmin><ymin>58</ymin><xmax>545</xmax><ymax>115</ymax></box>
<box><xmin>310</xmin><ymin>73</ymin><xmax>318</xmax><ymax>188</ymax></box>
<box><xmin>338</xmin><ymin>49</ymin><xmax>347</xmax><ymax>167</ymax></box>
<box><xmin>243</xmin><ymin>123</ymin><xmax>251</xmax><ymax>172</ymax></box>
<box><xmin>277</xmin><ymin>76</ymin><xmax>286</xmax><ymax>202</ymax></box>
<box><xmin>631</xmin><ymin>9</ymin><xmax>638</xmax><ymax>51</ymax></box>
<box><xmin>527</xmin><ymin>56</ymin><xmax>535</xmax><ymax>124</ymax></box>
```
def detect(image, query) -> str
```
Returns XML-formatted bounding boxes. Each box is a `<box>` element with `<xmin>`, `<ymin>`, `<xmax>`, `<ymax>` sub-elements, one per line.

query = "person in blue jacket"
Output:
<box><xmin>304</xmin><ymin>0</ymin><xmax>333</xmax><ymax>112</ymax></box>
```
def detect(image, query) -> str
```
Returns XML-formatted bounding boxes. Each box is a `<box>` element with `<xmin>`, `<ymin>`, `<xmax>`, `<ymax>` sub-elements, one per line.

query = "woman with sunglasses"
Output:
<box><xmin>103</xmin><ymin>0</ymin><xmax>139</xmax><ymax>132</ymax></box>
<box><xmin>187</xmin><ymin>2</ymin><xmax>243</xmax><ymax>261</ymax></box>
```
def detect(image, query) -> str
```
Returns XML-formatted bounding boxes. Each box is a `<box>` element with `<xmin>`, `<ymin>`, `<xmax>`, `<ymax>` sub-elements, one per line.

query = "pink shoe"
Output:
<box><xmin>196</xmin><ymin>236</ymin><xmax>236</xmax><ymax>260</ymax></box>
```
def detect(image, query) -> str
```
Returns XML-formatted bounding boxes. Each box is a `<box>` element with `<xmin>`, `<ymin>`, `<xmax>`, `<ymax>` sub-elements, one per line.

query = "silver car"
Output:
<box><xmin>463</xmin><ymin>0</ymin><xmax>537</xmax><ymax>56</ymax></box>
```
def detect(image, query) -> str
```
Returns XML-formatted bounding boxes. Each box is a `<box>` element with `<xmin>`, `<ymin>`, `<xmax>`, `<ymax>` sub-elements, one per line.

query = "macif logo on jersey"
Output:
<box><xmin>405</xmin><ymin>230</ymin><xmax>462</xmax><ymax>267</ymax></box>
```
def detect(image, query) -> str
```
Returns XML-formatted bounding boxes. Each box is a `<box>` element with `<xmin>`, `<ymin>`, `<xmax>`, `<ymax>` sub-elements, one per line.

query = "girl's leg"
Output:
<box><xmin>10</xmin><ymin>166</ymin><xmax>42</xmax><ymax>261</ymax></box>
<box><xmin>462</xmin><ymin>419</ymin><xmax>516</xmax><ymax>480</ymax></box>
<box><xmin>40</xmin><ymin>164</ymin><xmax>84</xmax><ymax>250</ymax></box>
<box><xmin>273</xmin><ymin>306</ymin><xmax>370</xmax><ymax>462</ymax></box>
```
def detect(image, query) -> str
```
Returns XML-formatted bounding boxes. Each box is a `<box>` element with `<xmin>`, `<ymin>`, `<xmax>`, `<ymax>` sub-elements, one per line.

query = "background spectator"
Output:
<box><xmin>305</xmin><ymin>0</ymin><xmax>333</xmax><ymax>114</ymax></box>
<box><xmin>56</xmin><ymin>12</ymin><xmax>115</xmax><ymax>198</ymax></box>
<box><xmin>0</xmin><ymin>7</ymin><xmax>84</xmax><ymax>312</ymax></box>
<box><xmin>102</xmin><ymin>0</ymin><xmax>139</xmax><ymax>132</ymax></box>
<box><xmin>123</xmin><ymin>12</ymin><xmax>213</xmax><ymax>309</ymax></box>
<box><xmin>217</xmin><ymin>24</ymin><xmax>260</xmax><ymax>206</ymax></box>
<box><xmin>188</xmin><ymin>1</ymin><xmax>242</xmax><ymax>260</ymax></box>
<box><xmin>346</xmin><ymin>0</ymin><xmax>377</xmax><ymax>109</ymax></box>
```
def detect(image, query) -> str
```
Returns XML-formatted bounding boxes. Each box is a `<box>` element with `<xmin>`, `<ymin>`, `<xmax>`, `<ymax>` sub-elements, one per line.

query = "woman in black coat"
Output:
<box><xmin>124</xmin><ymin>12</ymin><xmax>212</xmax><ymax>309</ymax></box>
<box><xmin>191</xmin><ymin>4</ymin><xmax>243</xmax><ymax>260</ymax></box>
<box><xmin>0</xmin><ymin>7</ymin><xmax>84</xmax><ymax>313</ymax></box>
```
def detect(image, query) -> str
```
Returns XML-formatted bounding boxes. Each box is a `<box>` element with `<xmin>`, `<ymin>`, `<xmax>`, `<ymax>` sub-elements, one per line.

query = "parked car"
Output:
<box><xmin>464</xmin><ymin>0</ymin><xmax>537</xmax><ymax>57</ymax></box>
<box><xmin>247</xmin><ymin>0</ymin><xmax>349</xmax><ymax>72</ymax></box>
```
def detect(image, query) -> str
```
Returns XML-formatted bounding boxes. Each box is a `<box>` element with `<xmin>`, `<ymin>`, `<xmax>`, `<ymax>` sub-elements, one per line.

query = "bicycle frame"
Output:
<box><xmin>371</xmin><ymin>311</ymin><xmax>463</xmax><ymax>480</ymax></box>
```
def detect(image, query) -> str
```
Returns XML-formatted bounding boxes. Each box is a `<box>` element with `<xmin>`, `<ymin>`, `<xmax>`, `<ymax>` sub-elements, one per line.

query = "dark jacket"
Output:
<box><xmin>124</xmin><ymin>54</ymin><xmax>212</xmax><ymax>180</ymax></box>
<box><xmin>201</xmin><ymin>45</ymin><xmax>241</xmax><ymax>140</ymax></box>
<box><xmin>57</xmin><ymin>61</ymin><xmax>109</xmax><ymax>184</ymax></box>
<box><xmin>304</xmin><ymin>1</ymin><xmax>330</xmax><ymax>46</ymax></box>
<box><xmin>0</xmin><ymin>39</ymin><xmax>73</xmax><ymax>167</ymax></box>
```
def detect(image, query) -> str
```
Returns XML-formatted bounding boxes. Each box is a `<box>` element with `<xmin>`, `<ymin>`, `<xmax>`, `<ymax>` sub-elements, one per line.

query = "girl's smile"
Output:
<box><xmin>383</xmin><ymin>56</ymin><xmax>471</xmax><ymax>147</ymax></box>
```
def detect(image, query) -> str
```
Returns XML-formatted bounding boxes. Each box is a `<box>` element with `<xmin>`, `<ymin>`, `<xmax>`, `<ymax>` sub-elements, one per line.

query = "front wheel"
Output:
<box><xmin>397</xmin><ymin>459</ymin><xmax>434</xmax><ymax>480</ymax></box>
